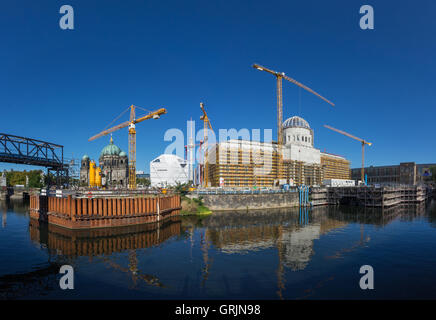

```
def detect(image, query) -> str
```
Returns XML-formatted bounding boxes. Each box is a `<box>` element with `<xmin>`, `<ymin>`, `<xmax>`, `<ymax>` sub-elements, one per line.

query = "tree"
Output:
<box><xmin>430</xmin><ymin>166</ymin><xmax>436</xmax><ymax>182</ymax></box>
<box><xmin>136</xmin><ymin>177</ymin><xmax>151</xmax><ymax>187</ymax></box>
<box><xmin>5</xmin><ymin>170</ymin><xmax>44</xmax><ymax>188</ymax></box>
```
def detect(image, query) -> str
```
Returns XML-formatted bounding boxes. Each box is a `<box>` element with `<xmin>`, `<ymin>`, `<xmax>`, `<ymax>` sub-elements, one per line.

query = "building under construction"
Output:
<box><xmin>207</xmin><ymin>116</ymin><xmax>350</xmax><ymax>187</ymax></box>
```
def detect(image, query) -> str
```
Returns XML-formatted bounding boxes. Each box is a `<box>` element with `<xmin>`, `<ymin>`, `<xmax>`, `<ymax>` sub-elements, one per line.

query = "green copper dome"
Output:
<box><xmin>82</xmin><ymin>154</ymin><xmax>90</xmax><ymax>160</ymax></box>
<box><xmin>119</xmin><ymin>151</ymin><xmax>127</xmax><ymax>157</ymax></box>
<box><xmin>100</xmin><ymin>136</ymin><xmax>122</xmax><ymax>157</ymax></box>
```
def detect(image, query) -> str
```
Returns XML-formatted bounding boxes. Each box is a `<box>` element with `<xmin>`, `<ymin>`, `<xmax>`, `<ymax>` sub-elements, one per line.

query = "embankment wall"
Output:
<box><xmin>195</xmin><ymin>193</ymin><xmax>299</xmax><ymax>211</ymax></box>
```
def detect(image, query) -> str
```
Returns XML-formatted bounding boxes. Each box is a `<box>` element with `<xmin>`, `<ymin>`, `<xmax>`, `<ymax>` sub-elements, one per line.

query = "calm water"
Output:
<box><xmin>1</xmin><ymin>199</ymin><xmax>436</xmax><ymax>300</ymax></box>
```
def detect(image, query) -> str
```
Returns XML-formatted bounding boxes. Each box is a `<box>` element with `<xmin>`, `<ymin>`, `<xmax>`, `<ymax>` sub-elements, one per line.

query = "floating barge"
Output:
<box><xmin>29</xmin><ymin>194</ymin><xmax>181</xmax><ymax>229</ymax></box>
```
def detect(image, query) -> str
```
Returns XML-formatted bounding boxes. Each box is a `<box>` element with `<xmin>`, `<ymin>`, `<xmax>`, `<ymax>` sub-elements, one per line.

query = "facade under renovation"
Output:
<box><xmin>207</xmin><ymin>116</ymin><xmax>350</xmax><ymax>187</ymax></box>
<box><xmin>150</xmin><ymin>154</ymin><xmax>189</xmax><ymax>187</ymax></box>
<box><xmin>80</xmin><ymin>136</ymin><xmax>129</xmax><ymax>188</ymax></box>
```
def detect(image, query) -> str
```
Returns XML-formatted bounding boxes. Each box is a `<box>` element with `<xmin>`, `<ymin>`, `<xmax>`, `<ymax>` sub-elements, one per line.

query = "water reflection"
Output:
<box><xmin>29</xmin><ymin>217</ymin><xmax>181</xmax><ymax>258</ymax></box>
<box><xmin>203</xmin><ymin>204</ymin><xmax>427</xmax><ymax>262</ymax></box>
<box><xmin>197</xmin><ymin>203</ymin><xmax>429</xmax><ymax>298</ymax></box>
<box><xmin>0</xmin><ymin>199</ymin><xmax>29</xmax><ymax>216</ymax></box>
<box><xmin>1</xmin><ymin>199</ymin><xmax>434</xmax><ymax>299</ymax></box>
<box><xmin>1</xmin><ymin>216</ymin><xmax>181</xmax><ymax>299</ymax></box>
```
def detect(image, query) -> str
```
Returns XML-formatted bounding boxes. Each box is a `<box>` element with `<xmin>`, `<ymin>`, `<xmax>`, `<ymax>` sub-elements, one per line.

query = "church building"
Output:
<box><xmin>80</xmin><ymin>136</ymin><xmax>129</xmax><ymax>188</ymax></box>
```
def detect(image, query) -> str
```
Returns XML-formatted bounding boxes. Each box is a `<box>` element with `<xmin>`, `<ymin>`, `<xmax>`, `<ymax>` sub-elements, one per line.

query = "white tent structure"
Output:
<box><xmin>150</xmin><ymin>154</ymin><xmax>189</xmax><ymax>187</ymax></box>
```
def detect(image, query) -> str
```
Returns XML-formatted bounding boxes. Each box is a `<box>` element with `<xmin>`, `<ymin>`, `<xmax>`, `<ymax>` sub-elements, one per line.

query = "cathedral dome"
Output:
<box><xmin>100</xmin><ymin>136</ymin><xmax>122</xmax><ymax>157</ymax></box>
<box><xmin>283</xmin><ymin>116</ymin><xmax>310</xmax><ymax>130</ymax></box>
<box><xmin>119</xmin><ymin>151</ymin><xmax>127</xmax><ymax>157</ymax></box>
<box><xmin>82</xmin><ymin>154</ymin><xmax>90</xmax><ymax>161</ymax></box>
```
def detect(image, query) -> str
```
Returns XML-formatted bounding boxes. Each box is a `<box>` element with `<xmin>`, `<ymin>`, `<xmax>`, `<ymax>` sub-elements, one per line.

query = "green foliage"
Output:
<box><xmin>172</xmin><ymin>182</ymin><xmax>191</xmax><ymax>196</ymax></box>
<box><xmin>430</xmin><ymin>166</ymin><xmax>436</xmax><ymax>182</ymax></box>
<box><xmin>5</xmin><ymin>170</ymin><xmax>44</xmax><ymax>188</ymax></box>
<box><xmin>136</xmin><ymin>177</ymin><xmax>151</xmax><ymax>187</ymax></box>
<box><xmin>180</xmin><ymin>195</ymin><xmax>211</xmax><ymax>216</ymax></box>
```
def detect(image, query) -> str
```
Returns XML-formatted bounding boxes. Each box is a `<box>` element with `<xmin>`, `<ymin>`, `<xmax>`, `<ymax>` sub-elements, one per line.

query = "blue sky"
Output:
<box><xmin>1</xmin><ymin>0</ymin><xmax>435</xmax><ymax>173</ymax></box>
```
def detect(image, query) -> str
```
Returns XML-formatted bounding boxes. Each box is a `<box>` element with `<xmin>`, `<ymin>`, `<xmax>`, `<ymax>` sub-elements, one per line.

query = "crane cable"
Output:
<box><xmin>102</xmin><ymin>105</ymin><xmax>131</xmax><ymax>131</ymax></box>
<box><xmin>299</xmin><ymin>86</ymin><xmax>302</xmax><ymax>117</ymax></box>
<box><xmin>101</xmin><ymin>105</ymin><xmax>155</xmax><ymax>132</ymax></box>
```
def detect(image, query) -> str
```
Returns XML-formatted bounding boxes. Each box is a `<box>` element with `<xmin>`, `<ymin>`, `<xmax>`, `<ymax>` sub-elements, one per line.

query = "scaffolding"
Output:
<box><xmin>320</xmin><ymin>154</ymin><xmax>351</xmax><ymax>180</ymax></box>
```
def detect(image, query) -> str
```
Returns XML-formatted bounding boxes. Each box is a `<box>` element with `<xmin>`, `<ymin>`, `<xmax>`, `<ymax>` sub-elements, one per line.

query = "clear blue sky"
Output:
<box><xmin>1</xmin><ymin>0</ymin><xmax>435</xmax><ymax>173</ymax></box>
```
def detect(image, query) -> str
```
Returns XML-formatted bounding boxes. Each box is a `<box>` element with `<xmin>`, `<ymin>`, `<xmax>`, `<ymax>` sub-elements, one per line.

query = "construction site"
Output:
<box><xmin>310</xmin><ymin>185</ymin><xmax>433</xmax><ymax>208</ymax></box>
<box><xmin>4</xmin><ymin>62</ymin><xmax>432</xmax><ymax>229</ymax></box>
<box><xmin>183</xmin><ymin>64</ymin><xmax>353</xmax><ymax>189</ymax></box>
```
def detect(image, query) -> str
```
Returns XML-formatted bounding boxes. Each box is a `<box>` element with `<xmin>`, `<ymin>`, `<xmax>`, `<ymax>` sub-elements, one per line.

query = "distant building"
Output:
<box><xmin>351</xmin><ymin>162</ymin><xmax>436</xmax><ymax>185</ymax></box>
<box><xmin>0</xmin><ymin>171</ymin><xmax>6</xmax><ymax>187</ymax></box>
<box><xmin>150</xmin><ymin>154</ymin><xmax>189</xmax><ymax>187</ymax></box>
<box><xmin>136</xmin><ymin>171</ymin><xmax>150</xmax><ymax>179</ymax></box>
<box><xmin>80</xmin><ymin>136</ymin><xmax>129</xmax><ymax>188</ymax></box>
<box><xmin>207</xmin><ymin>116</ymin><xmax>350</xmax><ymax>187</ymax></box>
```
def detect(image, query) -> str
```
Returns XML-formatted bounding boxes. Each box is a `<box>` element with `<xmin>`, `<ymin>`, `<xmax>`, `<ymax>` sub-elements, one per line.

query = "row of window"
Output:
<box><xmin>102</xmin><ymin>159</ymin><xmax>127</xmax><ymax>166</ymax></box>
<box><xmin>286</xmin><ymin>135</ymin><xmax>311</xmax><ymax>144</ymax></box>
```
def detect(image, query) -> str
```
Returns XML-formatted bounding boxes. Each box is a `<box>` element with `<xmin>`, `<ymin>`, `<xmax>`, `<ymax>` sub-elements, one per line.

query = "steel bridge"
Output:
<box><xmin>0</xmin><ymin>133</ymin><xmax>69</xmax><ymax>187</ymax></box>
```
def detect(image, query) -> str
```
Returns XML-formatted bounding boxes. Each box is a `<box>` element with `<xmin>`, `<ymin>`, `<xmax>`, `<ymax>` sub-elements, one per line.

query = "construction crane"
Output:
<box><xmin>200</xmin><ymin>102</ymin><xmax>212</xmax><ymax>187</ymax></box>
<box><xmin>323</xmin><ymin>125</ymin><xmax>372</xmax><ymax>184</ymax></box>
<box><xmin>89</xmin><ymin>105</ymin><xmax>166</xmax><ymax>189</ymax></box>
<box><xmin>253</xmin><ymin>63</ymin><xmax>334</xmax><ymax>181</ymax></box>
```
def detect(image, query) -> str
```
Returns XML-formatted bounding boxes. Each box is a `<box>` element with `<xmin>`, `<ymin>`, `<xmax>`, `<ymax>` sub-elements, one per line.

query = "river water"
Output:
<box><xmin>1</xmin><ymin>199</ymin><xmax>436</xmax><ymax>299</ymax></box>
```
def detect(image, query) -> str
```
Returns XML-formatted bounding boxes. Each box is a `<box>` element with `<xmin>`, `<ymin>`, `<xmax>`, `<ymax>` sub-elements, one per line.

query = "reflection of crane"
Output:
<box><xmin>88</xmin><ymin>105</ymin><xmax>166</xmax><ymax>189</ymax></box>
<box><xmin>200</xmin><ymin>103</ymin><xmax>213</xmax><ymax>187</ymax></box>
<box><xmin>276</xmin><ymin>226</ymin><xmax>285</xmax><ymax>300</ymax></box>
<box><xmin>101</xmin><ymin>251</ymin><xmax>164</xmax><ymax>288</ymax></box>
<box><xmin>201</xmin><ymin>230</ymin><xmax>212</xmax><ymax>287</ymax></box>
<box><xmin>323</xmin><ymin>125</ymin><xmax>372</xmax><ymax>184</ymax></box>
<box><xmin>253</xmin><ymin>64</ymin><xmax>334</xmax><ymax>181</ymax></box>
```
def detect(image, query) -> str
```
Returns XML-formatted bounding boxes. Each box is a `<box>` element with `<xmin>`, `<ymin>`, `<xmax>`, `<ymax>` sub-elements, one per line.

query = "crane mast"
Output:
<box><xmin>323</xmin><ymin>124</ymin><xmax>372</xmax><ymax>184</ymax></box>
<box><xmin>253</xmin><ymin>63</ymin><xmax>334</xmax><ymax>183</ymax></box>
<box><xmin>128</xmin><ymin>105</ymin><xmax>137</xmax><ymax>189</ymax></box>
<box><xmin>200</xmin><ymin>102</ymin><xmax>212</xmax><ymax>187</ymax></box>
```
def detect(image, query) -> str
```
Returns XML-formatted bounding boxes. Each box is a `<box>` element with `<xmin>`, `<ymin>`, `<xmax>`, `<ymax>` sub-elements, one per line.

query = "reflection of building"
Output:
<box><xmin>0</xmin><ymin>171</ymin><xmax>6</xmax><ymax>187</ymax></box>
<box><xmin>80</xmin><ymin>136</ymin><xmax>129</xmax><ymax>188</ymax></box>
<box><xmin>279</xmin><ymin>225</ymin><xmax>321</xmax><ymax>270</ymax></box>
<box><xmin>150</xmin><ymin>154</ymin><xmax>189</xmax><ymax>187</ymax></box>
<box><xmin>351</xmin><ymin>162</ymin><xmax>436</xmax><ymax>185</ymax></box>
<box><xmin>208</xmin><ymin>116</ymin><xmax>350</xmax><ymax>187</ymax></box>
<box><xmin>206</xmin><ymin>208</ymin><xmax>347</xmax><ymax>271</ymax></box>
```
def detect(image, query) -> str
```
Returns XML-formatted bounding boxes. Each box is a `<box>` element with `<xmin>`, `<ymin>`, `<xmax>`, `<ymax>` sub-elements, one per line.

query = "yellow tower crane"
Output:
<box><xmin>88</xmin><ymin>105</ymin><xmax>166</xmax><ymax>189</ymax></box>
<box><xmin>252</xmin><ymin>63</ymin><xmax>334</xmax><ymax>181</ymax></box>
<box><xmin>200</xmin><ymin>102</ymin><xmax>212</xmax><ymax>187</ymax></box>
<box><xmin>323</xmin><ymin>125</ymin><xmax>372</xmax><ymax>184</ymax></box>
